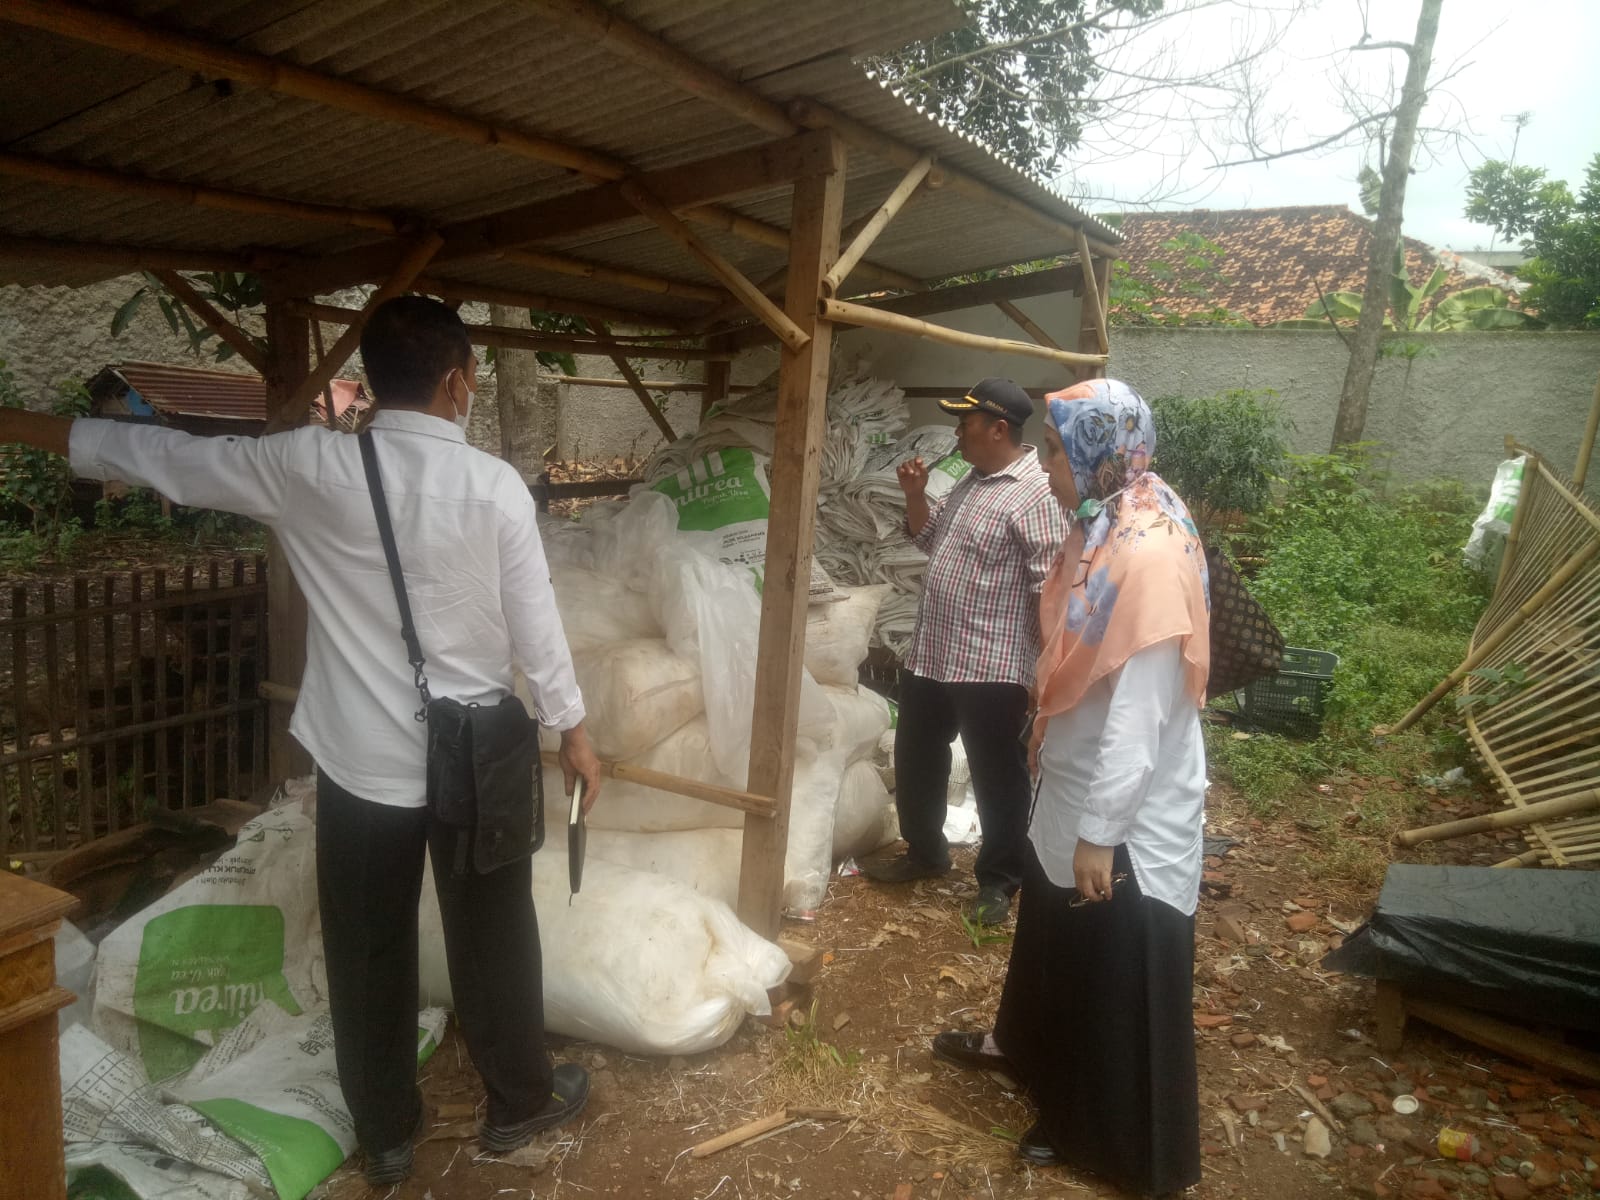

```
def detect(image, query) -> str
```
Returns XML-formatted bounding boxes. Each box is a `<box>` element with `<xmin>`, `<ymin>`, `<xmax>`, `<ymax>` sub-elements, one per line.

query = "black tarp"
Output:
<box><xmin>1322</xmin><ymin>864</ymin><xmax>1600</xmax><ymax>1032</ymax></box>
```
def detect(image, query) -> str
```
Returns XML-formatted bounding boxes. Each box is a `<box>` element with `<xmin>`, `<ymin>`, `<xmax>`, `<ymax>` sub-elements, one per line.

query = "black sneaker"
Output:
<box><xmin>479</xmin><ymin>1063</ymin><xmax>590</xmax><ymax>1154</ymax></box>
<box><xmin>862</xmin><ymin>852</ymin><xmax>952</xmax><ymax>884</ymax></box>
<box><xmin>362</xmin><ymin>1105</ymin><xmax>425</xmax><ymax>1187</ymax></box>
<box><xmin>967</xmin><ymin>886</ymin><xmax>1011</xmax><ymax>926</ymax></box>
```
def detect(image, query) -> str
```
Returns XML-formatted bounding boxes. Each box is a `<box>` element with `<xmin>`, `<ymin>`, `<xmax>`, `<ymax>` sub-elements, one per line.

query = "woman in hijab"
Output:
<box><xmin>930</xmin><ymin>379</ymin><xmax>1210</xmax><ymax>1197</ymax></box>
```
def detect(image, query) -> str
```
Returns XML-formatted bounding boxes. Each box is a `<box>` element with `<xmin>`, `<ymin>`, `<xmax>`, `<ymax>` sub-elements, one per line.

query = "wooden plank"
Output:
<box><xmin>40</xmin><ymin>587</ymin><xmax>65</xmax><ymax>850</ymax></box>
<box><xmin>994</xmin><ymin>298</ymin><xmax>1063</xmax><ymax>351</ymax></box>
<box><xmin>151</xmin><ymin>270</ymin><xmax>267</xmax><ymax>373</ymax></box>
<box><xmin>820</xmin><ymin>298</ymin><xmax>1108</xmax><ymax>370</ymax></box>
<box><xmin>823</xmin><ymin>153</ymin><xmax>934</xmax><ymax>295</ymax></box>
<box><xmin>99</xmin><ymin>575</ymin><xmax>117</xmax><ymax>833</ymax></box>
<box><xmin>202</xmin><ymin>563</ymin><xmax>218</xmax><ymax>807</ymax></box>
<box><xmin>179</xmin><ymin>566</ymin><xmax>194</xmax><ymax>806</ymax></box>
<box><xmin>738</xmin><ymin>131</ymin><xmax>846</xmax><ymax>938</ymax></box>
<box><xmin>152</xmin><ymin>572</ymin><xmax>169</xmax><ymax>816</ymax></box>
<box><xmin>703</xmin><ymin>352</ymin><xmax>732</xmax><ymax>421</ymax></box>
<box><xmin>1403</xmin><ymin>994</ymin><xmax>1600</xmax><ymax>1084</ymax></box>
<box><xmin>225</xmin><ymin>560</ymin><xmax>244</xmax><ymax>801</ymax></box>
<box><xmin>71</xmin><ymin>579</ymin><xmax>92</xmax><ymax>844</ymax></box>
<box><xmin>619</xmin><ymin>180</ymin><xmax>810</xmax><ymax>354</ymax></box>
<box><xmin>11</xmin><ymin>586</ymin><xmax>34</xmax><ymax>852</ymax></box>
<box><xmin>127</xmin><ymin>571</ymin><xmax>145</xmax><ymax>823</ymax></box>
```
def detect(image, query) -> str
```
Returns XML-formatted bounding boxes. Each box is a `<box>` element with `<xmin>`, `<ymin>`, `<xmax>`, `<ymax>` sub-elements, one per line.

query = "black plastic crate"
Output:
<box><xmin>1235</xmin><ymin>647</ymin><xmax>1339</xmax><ymax>737</ymax></box>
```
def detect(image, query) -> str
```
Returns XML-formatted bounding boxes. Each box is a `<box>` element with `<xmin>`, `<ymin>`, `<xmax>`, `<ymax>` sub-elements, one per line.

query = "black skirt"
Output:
<box><xmin>994</xmin><ymin>843</ymin><xmax>1201</xmax><ymax>1197</ymax></box>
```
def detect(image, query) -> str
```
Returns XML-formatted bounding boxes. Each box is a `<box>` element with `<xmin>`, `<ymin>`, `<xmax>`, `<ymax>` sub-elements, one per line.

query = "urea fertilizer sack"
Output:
<box><xmin>652</xmin><ymin>447</ymin><xmax>839</xmax><ymax>603</ymax></box>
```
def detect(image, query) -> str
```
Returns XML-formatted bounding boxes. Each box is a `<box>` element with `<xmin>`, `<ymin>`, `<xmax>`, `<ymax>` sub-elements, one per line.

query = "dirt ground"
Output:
<box><xmin>307</xmin><ymin>782</ymin><xmax>1600</xmax><ymax>1200</ymax></box>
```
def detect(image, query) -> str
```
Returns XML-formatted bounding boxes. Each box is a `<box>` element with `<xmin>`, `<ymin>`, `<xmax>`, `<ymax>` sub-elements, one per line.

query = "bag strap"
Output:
<box><xmin>358</xmin><ymin>430</ymin><xmax>432</xmax><ymax>720</ymax></box>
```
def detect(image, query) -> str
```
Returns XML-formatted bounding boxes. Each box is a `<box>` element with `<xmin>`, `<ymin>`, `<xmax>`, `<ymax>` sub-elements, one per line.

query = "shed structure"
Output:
<box><xmin>0</xmin><ymin>0</ymin><xmax>1117</xmax><ymax>937</ymax></box>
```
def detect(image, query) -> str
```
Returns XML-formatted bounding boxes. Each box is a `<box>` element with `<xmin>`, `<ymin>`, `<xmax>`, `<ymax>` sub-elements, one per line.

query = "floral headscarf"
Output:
<box><xmin>1033</xmin><ymin>379</ymin><xmax>1211</xmax><ymax>718</ymax></box>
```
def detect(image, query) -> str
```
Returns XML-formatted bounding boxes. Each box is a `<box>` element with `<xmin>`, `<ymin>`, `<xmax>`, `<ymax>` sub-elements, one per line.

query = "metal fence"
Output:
<box><xmin>1</xmin><ymin>556</ymin><xmax>268</xmax><ymax>857</ymax></box>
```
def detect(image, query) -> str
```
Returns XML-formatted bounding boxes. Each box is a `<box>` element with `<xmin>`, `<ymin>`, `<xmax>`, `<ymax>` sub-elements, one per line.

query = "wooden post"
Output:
<box><xmin>0</xmin><ymin>872</ymin><xmax>78</xmax><ymax>1200</ymax></box>
<box><xmin>737</xmin><ymin>131</ymin><xmax>846</xmax><ymax>937</ymax></box>
<box><xmin>703</xmin><ymin>340</ymin><xmax>732</xmax><ymax>420</ymax></box>
<box><xmin>261</xmin><ymin>300</ymin><xmax>312</xmax><ymax>780</ymax></box>
<box><xmin>1575</xmin><ymin>368</ymin><xmax>1600</xmax><ymax>492</ymax></box>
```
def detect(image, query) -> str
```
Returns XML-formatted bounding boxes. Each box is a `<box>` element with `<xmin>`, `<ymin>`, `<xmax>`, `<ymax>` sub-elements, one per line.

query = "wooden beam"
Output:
<box><xmin>150</xmin><ymin>270</ymin><xmax>267</xmax><ymax>373</ymax></box>
<box><xmin>265</xmin><ymin>131</ymin><xmax>840</xmax><ymax>298</ymax></box>
<box><xmin>291</xmin><ymin>300</ymin><xmax>729</xmax><ymax>360</ymax></box>
<box><xmin>554</xmin><ymin>374</ymin><xmax>756</xmax><ymax>394</ymax></box>
<box><xmin>0</xmin><ymin>150</ymin><xmax>401</xmax><ymax>235</ymax></box>
<box><xmin>702</xmin><ymin>344</ymin><xmax>732</xmax><ymax>420</ymax></box>
<box><xmin>738</xmin><ymin>131</ymin><xmax>846</xmax><ymax>938</ymax></box>
<box><xmin>415</xmin><ymin>276</ymin><xmax>678</xmax><ymax>331</ymax></box>
<box><xmin>787</xmin><ymin>97</ymin><xmax>1118</xmax><ymax>258</ymax></box>
<box><xmin>591</xmin><ymin>325</ymin><xmax>678</xmax><ymax>443</ymax></box>
<box><xmin>0</xmin><ymin>233</ymin><xmax>256</xmax><ymax>274</ymax></box>
<box><xmin>517</xmin><ymin>0</ymin><xmax>797</xmax><ymax>138</ymax></box>
<box><xmin>823</xmin><ymin>262</ymin><xmax>1083</xmax><ymax>322</ymax></box>
<box><xmin>994</xmin><ymin>298</ymin><xmax>1063</xmax><ymax>352</ymax></box>
<box><xmin>819</xmin><ymin>298</ymin><xmax>1109</xmax><ymax>370</ymax></box>
<box><xmin>823</xmin><ymin>154</ymin><xmax>934</xmax><ymax>295</ymax></box>
<box><xmin>682</xmin><ymin>205</ymin><xmax>924</xmax><ymax>294</ymax></box>
<box><xmin>285</xmin><ymin>234</ymin><xmax>443</xmax><ymax>414</ymax></box>
<box><xmin>261</xmin><ymin>300</ymin><xmax>312</xmax><ymax>780</ymax></box>
<box><xmin>621</xmin><ymin>180</ymin><xmax>810</xmax><ymax>354</ymax></box>
<box><xmin>1402</xmin><ymin>995</ymin><xmax>1600</xmax><ymax>1085</ymax></box>
<box><xmin>0</xmin><ymin>0</ymin><xmax>627</xmax><ymax>181</ymax></box>
<box><xmin>499</xmin><ymin>246</ymin><xmax>723</xmax><ymax>304</ymax></box>
<box><xmin>1075</xmin><ymin>230</ymin><xmax>1110</xmax><ymax>356</ymax></box>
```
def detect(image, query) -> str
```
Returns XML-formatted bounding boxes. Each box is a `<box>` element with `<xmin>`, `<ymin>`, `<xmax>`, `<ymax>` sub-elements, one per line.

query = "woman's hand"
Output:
<box><xmin>1072</xmin><ymin>839</ymin><xmax>1116</xmax><ymax>903</ymax></box>
<box><xmin>1027</xmin><ymin>719</ymin><xmax>1044</xmax><ymax>776</ymax></box>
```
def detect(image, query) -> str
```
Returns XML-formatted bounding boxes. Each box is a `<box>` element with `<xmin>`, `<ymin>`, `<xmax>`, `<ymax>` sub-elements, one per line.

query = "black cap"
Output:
<box><xmin>939</xmin><ymin>377</ymin><xmax>1033</xmax><ymax>427</ymax></box>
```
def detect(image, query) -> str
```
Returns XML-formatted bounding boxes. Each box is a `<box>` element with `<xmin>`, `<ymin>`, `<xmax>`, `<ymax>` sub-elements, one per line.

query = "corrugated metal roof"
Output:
<box><xmin>0</xmin><ymin>1</ymin><xmax>1117</xmax><ymax>310</ymax></box>
<box><xmin>96</xmin><ymin>362</ymin><xmax>364</xmax><ymax>421</ymax></box>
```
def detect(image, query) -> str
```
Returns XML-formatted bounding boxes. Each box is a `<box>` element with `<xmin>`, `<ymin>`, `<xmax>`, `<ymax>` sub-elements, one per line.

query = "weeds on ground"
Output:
<box><xmin>769</xmin><ymin>998</ymin><xmax>862</xmax><ymax>1104</ymax></box>
<box><xmin>957</xmin><ymin>910</ymin><xmax>1010</xmax><ymax>950</ymax></box>
<box><xmin>1206</xmin><ymin>450</ymin><xmax>1491</xmax><ymax>887</ymax></box>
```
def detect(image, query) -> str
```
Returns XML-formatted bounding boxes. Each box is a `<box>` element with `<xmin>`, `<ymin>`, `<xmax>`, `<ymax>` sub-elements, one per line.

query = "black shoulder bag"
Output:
<box><xmin>358</xmin><ymin>430</ymin><xmax>544</xmax><ymax>875</ymax></box>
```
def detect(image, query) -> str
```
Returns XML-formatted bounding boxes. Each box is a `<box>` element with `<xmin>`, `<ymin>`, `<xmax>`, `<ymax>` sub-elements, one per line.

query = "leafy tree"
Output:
<box><xmin>1464</xmin><ymin>152</ymin><xmax>1600</xmax><ymax>329</ymax></box>
<box><xmin>1106</xmin><ymin>232</ymin><xmax>1245</xmax><ymax>326</ymax></box>
<box><xmin>867</xmin><ymin>0</ymin><xmax>1162</xmax><ymax>177</ymax></box>
<box><xmin>0</xmin><ymin>361</ymin><xmax>90</xmax><ymax>545</ymax></box>
<box><xmin>111</xmin><ymin>271</ymin><xmax>266</xmax><ymax>364</ymax></box>
<box><xmin>1278</xmin><ymin>247</ymin><xmax>1539</xmax><ymax>332</ymax></box>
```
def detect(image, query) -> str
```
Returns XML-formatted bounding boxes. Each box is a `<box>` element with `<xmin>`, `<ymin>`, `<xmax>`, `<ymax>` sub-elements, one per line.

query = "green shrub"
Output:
<box><xmin>1148</xmin><ymin>389</ymin><xmax>1289</xmax><ymax>523</ymax></box>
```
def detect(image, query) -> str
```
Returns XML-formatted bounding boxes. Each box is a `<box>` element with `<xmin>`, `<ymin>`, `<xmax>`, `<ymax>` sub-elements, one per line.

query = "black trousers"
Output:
<box><xmin>315</xmin><ymin>770</ymin><xmax>553</xmax><ymax>1154</ymax></box>
<box><xmin>892</xmin><ymin>670</ymin><xmax>1032</xmax><ymax>894</ymax></box>
<box><xmin>995</xmin><ymin>844</ymin><xmax>1201</xmax><ymax>1196</ymax></box>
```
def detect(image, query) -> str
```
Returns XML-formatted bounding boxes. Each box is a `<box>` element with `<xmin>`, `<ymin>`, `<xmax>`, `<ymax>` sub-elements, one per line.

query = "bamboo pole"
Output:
<box><xmin>679</xmin><ymin>205</ymin><xmax>924</xmax><ymax>293</ymax></box>
<box><xmin>1384</xmin><ymin>534</ymin><xmax>1600</xmax><ymax>734</ymax></box>
<box><xmin>1492</xmin><ymin>848</ymin><xmax>1546</xmax><ymax>868</ymax></box>
<box><xmin>150</xmin><ymin>270</ymin><xmax>267</xmax><ymax>373</ymax></box>
<box><xmin>1574</xmin><ymin>368</ymin><xmax>1600</xmax><ymax>492</ymax></box>
<box><xmin>1075</xmin><ymin>230</ymin><xmax>1110</xmax><ymax>355</ymax></box>
<box><xmin>1494</xmin><ymin>448</ymin><xmax>1536</xmax><ymax>594</ymax></box>
<box><xmin>0</xmin><ymin>233</ymin><xmax>256</xmax><ymax>274</ymax></box>
<box><xmin>285</xmin><ymin>234</ymin><xmax>444</xmax><ymax>413</ymax></box>
<box><xmin>554</xmin><ymin>374</ymin><xmax>755</xmax><ymax>394</ymax></box>
<box><xmin>819</xmin><ymin>297</ymin><xmax>1110</xmax><ymax>369</ymax></box>
<box><xmin>3</xmin><ymin>0</ymin><xmax>629</xmax><ymax>181</ymax></box>
<box><xmin>289</xmin><ymin>301</ymin><xmax>727</xmax><ymax>360</ymax></box>
<box><xmin>259</xmin><ymin>684</ymin><xmax>780</xmax><ymax>818</ymax></box>
<box><xmin>786</xmin><ymin>97</ymin><xmax>1119</xmax><ymax>259</ymax></box>
<box><xmin>1393</xmin><ymin>790</ymin><xmax>1600</xmax><ymax>848</ymax></box>
<box><xmin>621</xmin><ymin>180</ymin><xmax>810</xmax><ymax>354</ymax></box>
<box><xmin>519</xmin><ymin>0</ymin><xmax>797</xmax><ymax>138</ymax></box>
<box><xmin>499</xmin><ymin>246</ymin><xmax>723</xmax><ymax>303</ymax></box>
<box><xmin>0</xmin><ymin>149</ymin><xmax>399</xmax><ymax>234</ymax></box>
<box><xmin>592</xmin><ymin>324</ymin><xmax>678</xmax><ymax>443</ymax></box>
<box><xmin>994</xmin><ymin>299</ymin><xmax>1064</xmax><ymax>351</ymax></box>
<box><xmin>822</xmin><ymin>154</ymin><xmax>934</xmax><ymax>295</ymax></box>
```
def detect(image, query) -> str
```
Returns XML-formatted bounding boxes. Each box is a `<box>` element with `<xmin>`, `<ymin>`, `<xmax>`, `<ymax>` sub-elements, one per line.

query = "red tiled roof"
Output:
<box><xmin>98</xmin><ymin>362</ymin><xmax>366</xmax><ymax>423</ymax></box>
<box><xmin>1112</xmin><ymin>205</ymin><xmax>1512</xmax><ymax>326</ymax></box>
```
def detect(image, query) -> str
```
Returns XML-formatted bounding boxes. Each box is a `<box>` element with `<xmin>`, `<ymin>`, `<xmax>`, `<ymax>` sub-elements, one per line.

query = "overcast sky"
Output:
<box><xmin>1053</xmin><ymin>0</ymin><xmax>1598</xmax><ymax>251</ymax></box>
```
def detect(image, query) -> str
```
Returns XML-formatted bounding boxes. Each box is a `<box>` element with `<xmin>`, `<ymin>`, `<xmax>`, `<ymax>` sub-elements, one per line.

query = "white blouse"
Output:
<box><xmin>1030</xmin><ymin>638</ymin><xmax>1207</xmax><ymax>915</ymax></box>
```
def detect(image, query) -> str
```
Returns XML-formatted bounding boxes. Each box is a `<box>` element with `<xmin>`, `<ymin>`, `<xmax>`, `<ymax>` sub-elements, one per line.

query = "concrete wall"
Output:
<box><xmin>1110</xmin><ymin>328</ymin><xmax>1600</xmax><ymax>485</ymax></box>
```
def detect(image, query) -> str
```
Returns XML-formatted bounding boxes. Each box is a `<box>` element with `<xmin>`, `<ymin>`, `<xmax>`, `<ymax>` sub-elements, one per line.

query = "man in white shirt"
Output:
<box><xmin>0</xmin><ymin>296</ymin><xmax>603</xmax><ymax>1187</ymax></box>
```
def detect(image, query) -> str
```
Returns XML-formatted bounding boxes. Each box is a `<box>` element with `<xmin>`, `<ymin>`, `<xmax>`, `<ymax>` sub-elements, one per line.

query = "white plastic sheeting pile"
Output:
<box><xmin>534</xmin><ymin>488</ymin><xmax>899</xmax><ymax>916</ymax></box>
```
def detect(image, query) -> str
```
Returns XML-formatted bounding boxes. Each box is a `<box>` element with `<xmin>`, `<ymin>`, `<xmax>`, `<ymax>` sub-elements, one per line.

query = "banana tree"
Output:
<box><xmin>1275</xmin><ymin>248</ymin><xmax>1539</xmax><ymax>331</ymax></box>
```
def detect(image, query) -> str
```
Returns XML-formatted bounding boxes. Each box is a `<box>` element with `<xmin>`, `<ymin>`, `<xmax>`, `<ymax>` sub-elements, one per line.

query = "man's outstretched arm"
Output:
<box><xmin>0</xmin><ymin>408</ymin><xmax>72</xmax><ymax>457</ymax></box>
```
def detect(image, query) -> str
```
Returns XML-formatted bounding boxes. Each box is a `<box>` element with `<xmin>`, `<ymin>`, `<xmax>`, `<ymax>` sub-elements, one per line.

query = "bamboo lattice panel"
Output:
<box><xmin>1462</xmin><ymin>450</ymin><xmax>1600</xmax><ymax>865</ymax></box>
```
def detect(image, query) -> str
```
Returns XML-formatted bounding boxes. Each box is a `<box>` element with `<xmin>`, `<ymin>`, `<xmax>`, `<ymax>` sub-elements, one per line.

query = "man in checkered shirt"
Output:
<box><xmin>865</xmin><ymin>378</ymin><xmax>1066</xmax><ymax>925</ymax></box>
